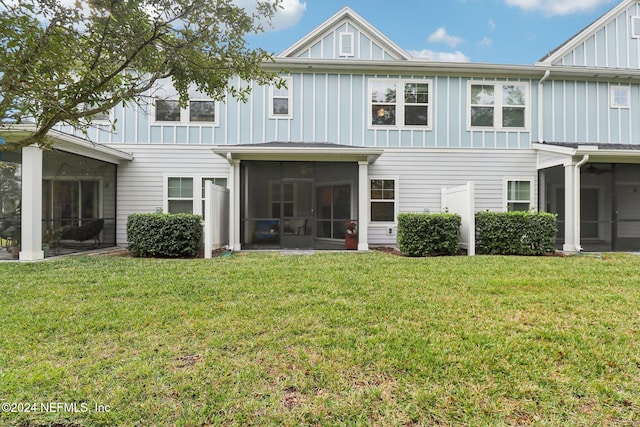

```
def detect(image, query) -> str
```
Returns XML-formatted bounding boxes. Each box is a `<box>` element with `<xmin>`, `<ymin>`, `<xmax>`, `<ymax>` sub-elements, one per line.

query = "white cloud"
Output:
<box><xmin>479</xmin><ymin>36</ymin><xmax>493</xmax><ymax>47</ymax></box>
<box><xmin>504</xmin><ymin>0</ymin><xmax>615</xmax><ymax>16</ymax></box>
<box><xmin>408</xmin><ymin>49</ymin><xmax>471</xmax><ymax>62</ymax></box>
<box><xmin>235</xmin><ymin>0</ymin><xmax>306</xmax><ymax>31</ymax></box>
<box><xmin>427</xmin><ymin>27</ymin><xmax>464</xmax><ymax>48</ymax></box>
<box><xmin>488</xmin><ymin>19</ymin><xmax>496</xmax><ymax>32</ymax></box>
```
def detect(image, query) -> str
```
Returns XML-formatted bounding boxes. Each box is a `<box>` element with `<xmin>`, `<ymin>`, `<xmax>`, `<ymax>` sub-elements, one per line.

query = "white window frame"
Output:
<box><xmin>164</xmin><ymin>175</ymin><xmax>195</xmax><ymax>214</ymax></box>
<box><xmin>369</xmin><ymin>177</ymin><xmax>399</xmax><ymax>224</ymax></box>
<box><xmin>504</xmin><ymin>179</ymin><xmax>533</xmax><ymax>212</ymax></box>
<box><xmin>339</xmin><ymin>32</ymin><xmax>355</xmax><ymax>57</ymax></box>
<box><xmin>153</xmin><ymin>99</ymin><xmax>219</xmax><ymax>125</ymax></box>
<box><xmin>369</xmin><ymin>79</ymin><xmax>432</xmax><ymax>130</ymax></box>
<box><xmin>80</xmin><ymin>103</ymin><xmax>112</xmax><ymax>125</ymax></box>
<box><xmin>468</xmin><ymin>81</ymin><xmax>530</xmax><ymax>131</ymax></box>
<box><xmin>610</xmin><ymin>86</ymin><xmax>630</xmax><ymax>108</ymax></box>
<box><xmin>632</xmin><ymin>16</ymin><xmax>640</xmax><ymax>38</ymax></box>
<box><xmin>269</xmin><ymin>76</ymin><xmax>293</xmax><ymax>119</ymax></box>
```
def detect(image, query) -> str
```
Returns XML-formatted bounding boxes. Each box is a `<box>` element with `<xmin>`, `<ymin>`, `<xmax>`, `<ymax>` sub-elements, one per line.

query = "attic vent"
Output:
<box><xmin>632</xmin><ymin>16</ymin><xmax>640</xmax><ymax>38</ymax></box>
<box><xmin>339</xmin><ymin>32</ymin><xmax>354</xmax><ymax>57</ymax></box>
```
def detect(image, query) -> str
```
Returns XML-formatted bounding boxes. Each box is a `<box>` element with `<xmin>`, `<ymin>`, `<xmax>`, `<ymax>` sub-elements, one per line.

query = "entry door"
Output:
<box><xmin>280</xmin><ymin>179</ymin><xmax>315</xmax><ymax>249</ymax></box>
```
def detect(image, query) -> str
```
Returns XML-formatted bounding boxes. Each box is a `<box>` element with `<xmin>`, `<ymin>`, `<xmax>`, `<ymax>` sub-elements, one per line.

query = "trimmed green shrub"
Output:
<box><xmin>475</xmin><ymin>211</ymin><xmax>557</xmax><ymax>256</ymax></box>
<box><xmin>127</xmin><ymin>213</ymin><xmax>202</xmax><ymax>258</ymax></box>
<box><xmin>398</xmin><ymin>213</ymin><xmax>461</xmax><ymax>257</ymax></box>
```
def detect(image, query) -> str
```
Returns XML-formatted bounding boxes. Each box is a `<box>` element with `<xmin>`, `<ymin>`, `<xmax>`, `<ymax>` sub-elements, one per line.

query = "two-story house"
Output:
<box><xmin>3</xmin><ymin>0</ymin><xmax>640</xmax><ymax>260</ymax></box>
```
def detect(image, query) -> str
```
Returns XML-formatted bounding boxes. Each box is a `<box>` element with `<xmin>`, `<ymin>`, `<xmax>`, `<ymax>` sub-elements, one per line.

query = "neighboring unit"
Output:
<box><xmin>3</xmin><ymin>0</ymin><xmax>640</xmax><ymax>260</ymax></box>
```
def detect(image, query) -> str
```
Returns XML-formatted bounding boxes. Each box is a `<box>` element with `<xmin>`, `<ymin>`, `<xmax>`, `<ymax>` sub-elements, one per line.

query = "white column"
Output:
<box><xmin>228</xmin><ymin>159</ymin><xmax>241</xmax><ymax>251</ymax></box>
<box><xmin>563</xmin><ymin>162</ymin><xmax>577</xmax><ymax>252</ymax></box>
<box><xmin>20</xmin><ymin>146</ymin><xmax>44</xmax><ymax>261</ymax></box>
<box><xmin>357</xmin><ymin>161</ymin><xmax>369</xmax><ymax>251</ymax></box>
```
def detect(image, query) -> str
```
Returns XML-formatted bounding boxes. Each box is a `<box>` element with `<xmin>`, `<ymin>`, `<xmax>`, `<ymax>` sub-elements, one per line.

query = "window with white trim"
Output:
<box><xmin>469</xmin><ymin>82</ymin><xmax>528</xmax><ymax>130</ymax></box>
<box><xmin>339</xmin><ymin>32</ymin><xmax>354</xmax><ymax>57</ymax></box>
<box><xmin>270</xmin><ymin>77</ymin><xmax>292</xmax><ymax>118</ymax></box>
<box><xmin>632</xmin><ymin>16</ymin><xmax>640</xmax><ymax>38</ymax></box>
<box><xmin>370</xmin><ymin>79</ymin><xmax>431</xmax><ymax>128</ymax></box>
<box><xmin>370</xmin><ymin>179</ymin><xmax>396</xmax><ymax>222</ymax></box>
<box><xmin>80</xmin><ymin>103</ymin><xmax>111</xmax><ymax>124</ymax></box>
<box><xmin>610</xmin><ymin>86</ymin><xmax>630</xmax><ymax>108</ymax></box>
<box><xmin>167</xmin><ymin>177</ymin><xmax>194</xmax><ymax>213</ymax></box>
<box><xmin>506</xmin><ymin>180</ymin><xmax>531</xmax><ymax>211</ymax></box>
<box><xmin>153</xmin><ymin>99</ymin><xmax>218</xmax><ymax>124</ymax></box>
<box><xmin>201</xmin><ymin>177</ymin><xmax>228</xmax><ymax>218</ymax></box>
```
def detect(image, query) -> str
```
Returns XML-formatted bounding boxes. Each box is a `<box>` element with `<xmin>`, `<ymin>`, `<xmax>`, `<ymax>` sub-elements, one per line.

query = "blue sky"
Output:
<box><xmin>243</xmin><ymin>0</ymin><xmax>621</xmax><ymax>64</ymax></box>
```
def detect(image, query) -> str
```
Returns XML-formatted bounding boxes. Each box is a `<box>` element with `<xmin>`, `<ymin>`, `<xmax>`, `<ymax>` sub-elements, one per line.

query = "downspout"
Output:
<box><xmin>573</xmin><ymin>154</ymin><xmax>590</xmax><ymax>252</ymax></box>
<box><xmin>538</xmin><ymin>70</ymin><xmax>551</xmax><ymax>143</ymax></box>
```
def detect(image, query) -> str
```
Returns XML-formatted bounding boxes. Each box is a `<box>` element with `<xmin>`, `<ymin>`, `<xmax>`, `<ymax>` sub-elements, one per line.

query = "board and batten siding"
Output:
<box><xmin>368</xmin><ymin>149</ymin><xmax>539</xmax><ymax>245</ymax></box>
<box><xmin>71</xmin><ymin>74</ymin><xmax>538</xmax><ymax>149</ymax></box>
<box><xmin>293</xmin><ymin>21</ymin><xmax>400</xmax><ymax>61</ymax></box>
<box><xmin>553</xmin><ymin>2</ymin><xmax>640</xmax><ymax>69</ymax></box>
<box><xmin>542</xmin><ymin>79</ymin><xmax>640</xmax><ymax>144</ymax></box>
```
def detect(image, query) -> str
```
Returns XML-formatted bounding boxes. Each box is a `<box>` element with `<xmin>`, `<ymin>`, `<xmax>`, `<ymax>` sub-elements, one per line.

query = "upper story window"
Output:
<box><xmin>270</xmin><ymin>77</ymin><xmax>292</xmax><ymax>119</ymax></box>
<box><xmin>469</xmin><ymin>82</ymin><xmax>529</xmax><ymax>130</ymax></box>
<box><xmin>154</xmin><ymin>99</ymin><xmax>218</xmax><ymax>125</ymax></box>
<box><xmin>610</xmin><ymin>86</ymin><xmax>630</xmax><ymax>108</ymax></box>
<box><xmin>370</xmin><ymin>79</ymin><xmax>431</xmax><ymax>129</ymax></box>
<box><xmin>339</xmin><ymin>32</ymin><xmax>354</xmax><ymax>57</ymax></box>
<box><xmin>81</xmin><ymin>103</ymin><xmax>111</xmax><ymax>124</ymax></box>
<box><xmin>632</xmin><ymin>16</ymin><xmax>640</xmax><ymax>38</ymax></box>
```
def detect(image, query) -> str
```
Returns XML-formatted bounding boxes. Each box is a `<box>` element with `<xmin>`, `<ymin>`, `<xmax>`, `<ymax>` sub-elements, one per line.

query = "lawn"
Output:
<box><xmin>0</xmin><ymin>251</ymin><xmax>639</xmax><ymax>426</ymax></box>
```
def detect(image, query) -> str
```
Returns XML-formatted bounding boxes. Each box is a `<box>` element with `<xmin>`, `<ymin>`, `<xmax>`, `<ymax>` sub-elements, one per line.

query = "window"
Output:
<box><xmin>270</xmin><ymin>77</ymin><xmax>292</xmax><ymax>118</ymax></box>
<box><xmin>80</xmin><ymin>103</ymin><xmax>110</xmax><ymax>123</ymax></box>
<box><xmin>370</xmin><ymin>179</ymin><xmax>396</xmax><ymax>222</ymax></box>
<box><xmin>632</xmin><ymin>16</ymin><xmax>640</xmax><ymax>38</ymax></box>
<box><xmin>201</xmin><ymin>177</ymin><xmax>227</xmax><ymax>217</ymax></box>
<box><xmin>610</xmin><ymin>86</ymin><xmax>630</xmax><ymax>108</ymax></box>
<box><xmin>506</xmin><ymin>180</ymin><xmax>531</xmax><ymax>211</ymax></box>
<box><xmin>190</xmin><ymin>100</ymin><xmax>216</xmax><ymax>122</ymax></box>
<box><xmin>370</xmin><ymin>79</ymin><xmax>431</xmax><ymax>128</ymax></box>
<box><xmin>339</xmin><ymin>32</ymin><xmax>354</xmax><ymax>57</ymax></box>
<box><xmin>153</xmin><ymin>99</ymin><xmax>218</xmax><ymax>124</ymax></box>
<box><xmin>167</xmin><ymin>177</ymin><xmax>193</xmax><ymax>213</ymax></box>
<box><xmin>469</xmin><ymin>82</ymin><xmax>528</xmax><ymax>130</ymax></box>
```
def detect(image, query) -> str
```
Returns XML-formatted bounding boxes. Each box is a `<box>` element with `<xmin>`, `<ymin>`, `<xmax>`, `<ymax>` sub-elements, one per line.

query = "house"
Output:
<box><xmin>3</xmin><ymin>0</ymin><xmax>640</xmax><ymax>260</ymax></box>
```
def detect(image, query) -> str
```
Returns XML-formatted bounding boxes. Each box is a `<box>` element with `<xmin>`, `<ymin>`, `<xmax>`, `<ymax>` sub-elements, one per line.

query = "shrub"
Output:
<box><xmin>127</xmin><ymin>213</ymin><xmax>202</xmax><ymax>258</ymax></box>
<box><xmin>475</xmin><ymin>211</ymin><xmax>557</xmax><ymax>256</ymax></box>
<box><xmin>398</xmin><ymin>213</ymin><xmax>461</xmax><ymax>257</ymax></box>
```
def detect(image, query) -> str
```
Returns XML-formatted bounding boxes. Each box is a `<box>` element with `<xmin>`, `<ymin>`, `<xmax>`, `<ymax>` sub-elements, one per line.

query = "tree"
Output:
<box><xmin>0</xmin><ymin>0</ymin><xmax>282</xmax><ymax>151</ymax></box>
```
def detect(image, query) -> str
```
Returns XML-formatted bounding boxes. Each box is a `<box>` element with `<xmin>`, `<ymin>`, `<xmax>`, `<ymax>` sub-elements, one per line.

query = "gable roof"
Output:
<box><xmin>278</xmin><ymin>7</ymin><xmax>412</xmax><ymax>61</ymax></box>
<box><xmin>538</xmin><ymin>0</ymin><xmax>638</xmax><ymax>65</ymax></box>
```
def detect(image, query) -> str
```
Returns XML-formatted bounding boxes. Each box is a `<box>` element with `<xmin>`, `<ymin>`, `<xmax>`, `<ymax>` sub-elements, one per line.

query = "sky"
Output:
<box><xmin>243</xmin><ymin>0</ymin><xmax>622</xmax><ymax>64</ymax></box>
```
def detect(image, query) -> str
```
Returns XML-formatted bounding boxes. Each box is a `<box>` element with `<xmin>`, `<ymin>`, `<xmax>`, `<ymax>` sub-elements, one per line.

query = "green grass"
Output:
<box><xmin>0</xmin><ymin>252</ymin><xmax>639</xmax><ymax>426</ymax></box>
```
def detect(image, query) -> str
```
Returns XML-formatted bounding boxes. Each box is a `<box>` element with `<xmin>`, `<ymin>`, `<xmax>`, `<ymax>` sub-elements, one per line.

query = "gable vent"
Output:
<box><xmin>632</xmin><ymin>16</ymin><xmax>640</xmax><ymax>38</ymax></box>
<box><xmin>339</xmin><ymin>32</ymin><xmax>354</xmax><ymax>57</ymax></box>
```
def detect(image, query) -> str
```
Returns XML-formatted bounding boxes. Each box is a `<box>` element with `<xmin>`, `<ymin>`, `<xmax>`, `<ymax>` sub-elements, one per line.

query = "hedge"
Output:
<box><xmin>475</xmin><ymin>211</ymin><xmax>557</xmax><ymax>255</ymax></box>
<box><xmin>398</xmin><ymin>213</ymin><xmax>461</xmax><ymax>257</ymax></box>
<box><xmin>127</xmin><ymin>213</ymin><xmax>202</xmax><ymax>258</ymax></box>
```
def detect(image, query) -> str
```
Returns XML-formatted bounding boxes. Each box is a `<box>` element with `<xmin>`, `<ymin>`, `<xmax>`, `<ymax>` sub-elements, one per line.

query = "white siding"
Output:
<box><xmin>368</xmin><ymin>149</ymin><xmax>538</xmax><ymax>245</ymax></box>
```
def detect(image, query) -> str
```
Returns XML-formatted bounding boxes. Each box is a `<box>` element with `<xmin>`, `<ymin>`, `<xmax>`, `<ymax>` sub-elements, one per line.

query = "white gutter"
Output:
<box><xmin>574</xmin><ymin>154</ymin><xmax>590</xmax><ymax>252</ymax></box>
<box><xmin>538</xmin><ymin>70</ymin><xmax>551</xmax><ymax>143</ymax></box>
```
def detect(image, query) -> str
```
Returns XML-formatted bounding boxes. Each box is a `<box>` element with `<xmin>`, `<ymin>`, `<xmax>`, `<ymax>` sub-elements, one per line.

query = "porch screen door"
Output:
<box><xmin>280</xmin><ymin>179</ymin><xmax>314</xmax><ymax>249</ymax></box>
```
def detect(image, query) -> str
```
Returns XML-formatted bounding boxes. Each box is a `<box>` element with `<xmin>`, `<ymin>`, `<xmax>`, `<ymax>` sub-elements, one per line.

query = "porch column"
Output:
<box><xmin>563</xmin><ymin>161</ymin><xmax>578</xmax><ymax>252</ymax></box>
<box><xmin>357</xmin><ymin>161</ymin><xmax>369</xmax><ymax>251</ymax></box>
<box><xmin>228</xmin><ymin>159</ymin><xmax>241</xmax><ymax>251</ymax></box>
<box><xmin>20</xmin><ymin>146</ymin><xmax>44</xmax><ymax>261</ymax></box>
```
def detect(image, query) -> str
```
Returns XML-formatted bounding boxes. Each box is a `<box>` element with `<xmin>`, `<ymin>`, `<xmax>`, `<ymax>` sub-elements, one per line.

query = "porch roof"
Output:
<box><xmin>211</xmin><ymin>142</ymin><xmax>383</xmax><ymax>163</ymax></box>
<box><xmin>0</xmin><ymin>124</ymin><xmax>133</xmax><ymax>164</ymax></box>
<box><xmin>533</xmin><ymin>142</ymin><xmax>640</xmax><ymax>167</ymax></box>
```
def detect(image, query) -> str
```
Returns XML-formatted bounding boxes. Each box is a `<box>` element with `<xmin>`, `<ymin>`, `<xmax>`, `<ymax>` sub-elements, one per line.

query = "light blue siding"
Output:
<box><xmin>554</xmin><ymin>2</ymin><xmax>640</xmax><ymax>69</ymax></box>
